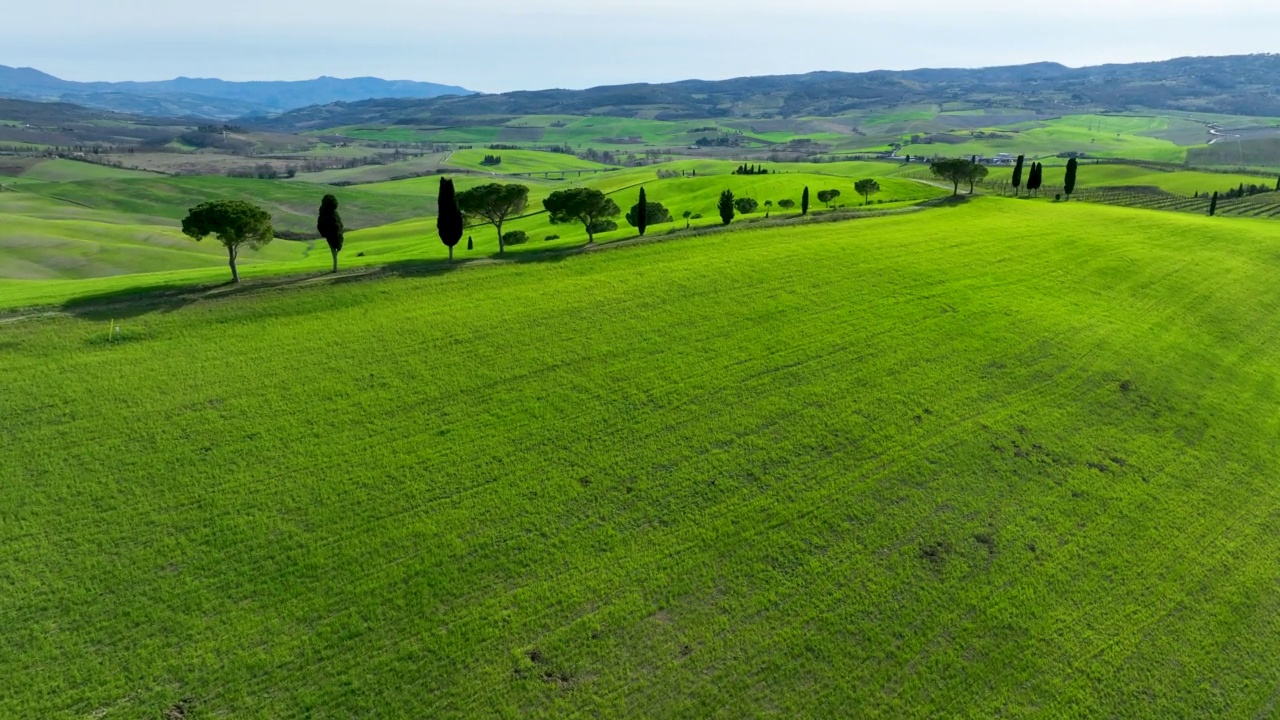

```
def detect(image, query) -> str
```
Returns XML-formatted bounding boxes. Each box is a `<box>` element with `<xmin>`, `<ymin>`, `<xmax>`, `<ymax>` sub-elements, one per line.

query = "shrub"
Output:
<box><xmin>544</xmin><ymin>234</ymin><xmax>560</xmax><ymax>242</ymax></box>
<box><xmin>691</xmin><ymin>213</ymin><xmax>703</xmax><ymax>219</ymax></box>
<box><xmin>734</xmin><ymin>197</ymin><xmax>759</xmax><ymax>214</ymax></box>
<box><xmin>503</xmin><ymin>230</ymin><xmax>529</xmax><ymax>246</ymax></box>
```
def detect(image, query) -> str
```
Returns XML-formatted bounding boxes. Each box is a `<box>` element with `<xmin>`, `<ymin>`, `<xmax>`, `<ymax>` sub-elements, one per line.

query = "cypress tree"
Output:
<box><xmin>801</xmin><ymin>186</ymin><xmax>810</xmax><ymax>216</ymax></box>
<box><xmin>317</xmin><ymin>194</ymin><xmax>345</xmax><ymax>273</ymax></box>
<box><xmin>1012</xmin><ymin>155</ymin><xmax>1025</xmax><ymax>196</ymax></box>
<box><xmin>718</xmin><ymin>189</ymin><xmax>736</xmax><ymax>226</ymax></box>
<box><xmin>637</xmin><ymin>187</ymin><xmax>648</xmax><ymax>237</ymax></box>
<box><xmin>1209</xmin><ymin>191</ymin><xmax>1219</xmax><ymax>217</ymax></box>
<box><xmin>436</xmin><ymin>178</ymin><xmax>464</xmax><ymax>262</ymax></box>
<box><xmin>1063</xmin><ymin>157</ymin><xmax>1079</xmax><ymax>199</ymax></box>
<box><xmin>1275</xmin><ymin>175</ymin><xmax>1279</xmax><ymax>192</ymax></box>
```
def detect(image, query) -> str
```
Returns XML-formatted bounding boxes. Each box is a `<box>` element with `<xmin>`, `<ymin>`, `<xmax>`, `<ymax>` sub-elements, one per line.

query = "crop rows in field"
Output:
<box><xmin>1074</xmin><ymin>186</ymin><xmax>1280</xmax><ymax>219</ymax></box>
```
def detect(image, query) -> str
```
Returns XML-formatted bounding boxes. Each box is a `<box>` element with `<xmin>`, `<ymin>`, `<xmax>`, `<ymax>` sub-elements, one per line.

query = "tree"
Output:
<box><xmin>436</xmin><ymin>178</ymin><xmax>464</xmax><ymax>261</ymax></box>
<box><xmin>1012</xmin><ymin>155</ymin><xmax>1026</xmax><ymax>196</ymax></box>
<box><xmin>637</xmin><ymin>187</ymin><xmax>648</xmax><ymax>236</ymax></box>
<box><xmin>930</xmin><ymin>158</ymin><xmax>975</xmax><ymax>197</ymax></box>
<box><xmin>316</xmin><ymin>194</ymin><xmax>345</xmax><ymax>273</ymax></box>
<box><xmin>1027</xmin><ymin>163</ymin><xmax>1044</xmax><ymax>195</ymax></box>
<box><xmin>718</xmin><ymin>189</ymin><xmax>736</xmax><ymax>225</ymax></box>
<box><xmin>682</xmin><ymin>209</ymin><xmax>692</xmax><ymax>228</ymax></box>
<box><xmin>801</xmin><ymin>187</ymin><xmax>810</xmax><ymax>216</ymax></box>
<box><xmin>543</xmin><ymin>187</ymin><xmax>620</xmax><ymax>243</ymax></box>
<box><xmin>1063</xmin><ymin>157</ymin><xmax>1079</xmax><ymax>199</ymax></box>
<box><xmin>182</xmin><ymin>200</ymin><xmax>273</xmax><ymax>283</ymax></box>
<box><xmin>456</xmin><ymin>183</ymin><xmax>529</xmax><ymax>255</ymax></box>
<box><xmin>734</xmin><ymin>197</ymin><xmax>759</xmax><ymax>214</ymax></box>
<box><xmin>816</xmin><ymin>189</ymin><xmax>841</xmax><ymax>208</ymax></box>
<box><xmin>778</xmin><ymin>199</ymin><xmax>796</xmax><ymax>211</ymax></box>
<box><xmin>968</xmin><ymin>164</ymin><xmax>989</xmax><ymax>194</ymax></box>
<box><xmin>854</xmin><ymin>179</ymin><xmax>881</xmax><ymax>205</ymax></box>
<box><xmin>626</xmin><ymin>200</ymin><xmax>672</xmax><ymax>229</ymax></box>
<box><xmin>1209</xmin><ymin>191</ymin><xmax>1219</xmax><ymax>217</ymax></box>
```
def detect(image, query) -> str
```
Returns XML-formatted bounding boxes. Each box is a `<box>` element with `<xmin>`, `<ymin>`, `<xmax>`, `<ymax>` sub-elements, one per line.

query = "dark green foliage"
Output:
<box><xmin>1064</xmin><ymin>158</ymin><xmax>1079</xmax><ymax>199</ymax></box>
<box><xmin>734</xmin><ymin>164</ymin><xmax>769</xmax><ymax>175</ymax></box>
<box><xmin>801</xmin><ymin>187</ymin><xmax>810</xmax><ymax>216</ymax></box>
<box><xmin>626</xmin><ymin>199</ymin><xmax>673</xmax><ymax>229</ymax></box>
<box><xmin>317</xmin><ymin>194</ymin><xmax>345</xmax><ymax>273</ymax></box>
<box><xmin>480</xmin><ymin>154</ymin><xmax>502</xmax><ymax>166</ymax></box>
<box><xmin>457</xmin><ymin>183</ymin><xmax>529</xmax><ymax>255</ymax></box>
<box><xmin>502</xmin><ymin>230</ymin><xmax>529</xmax><ymax>246</ymax></box>
<box><xmin>467</xmin><ymin>236</ymin><xmax>473</xmax><ymax>250</ymax></box>
<box><xmin>718</xmin><ymin>189</ymin><xmax>736</xmax><ymax>225</ymax></box>
<box><xmin>1210</xmin><ymin>191</ymin><xmax>1219</xmax><ymax>216</ymax></box>
<box><xmin>778</xmin><ymin>199</ymin><xmax>796</xmax><ymax>211</ymax></box>
<box><xmin>181</xmin><ymin>199</ymin><xmax>273</xmax><ymax>283</ymax></box>
<box><xmin>930</xmin><ymin>158</ymin><xmax>982</xmax><ymax>196</ymax></box>
<box><xmin>543</xmin><ymin>187</ymin><xmax>620</xmax><ymax>243</ymax></box>
<box><xmin>1028</xmin><ymin>163</ymin><xmax>1044</xmax><ymax>194</ymax></box>
<box><xmin>968</xmin><ymin>164</ymin><xmax>989</xmax><ymax>194</ymax></box>
<box><xmin>637</xmin><ymin>188</ymin><xmax>648</xmax><ymax>236</ymax></box>
<box><xmin>855</xmin><ymin>179</ymin><xmax>881</xmax><ymax>205</ymax></box>
<box><xmin>816</xmin><ymin>189</ymin><xmax>842</xmax><ymax>208</ymax></box>
<box><xmin>588</xmin><ymin>219</ymin><xmax>619</xmax><ymax>235</ymax></box>
<box><xmin>436</xmin><ymin>178</ymin><xmax>464</xmax><ymax>261</ymax></box>
<box><xmin>734</xmin><ymin>197</ymin><xmax>759</xmax><ymax>214</ymax></box>
<box><xmin>1012</xmin><ymin>155</ymin><xmax>1026</xmax><ymax>195</ymax></box>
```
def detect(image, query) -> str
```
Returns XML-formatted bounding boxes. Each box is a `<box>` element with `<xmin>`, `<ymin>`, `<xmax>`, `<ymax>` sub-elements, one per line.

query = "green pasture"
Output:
<box><xmin>445</xmin><ymin>148</ymin><xmax>617</xmax><ymax>174</ymax></box>
<box><xmin>976</xmin><ymin>163</ymin><xmax>1274</xmax><ymax>196</ymax></box>
<box><xmin>5</xmin><ymin>199</ymin><xmax>1280</xmax><ymax>717</ymax></box>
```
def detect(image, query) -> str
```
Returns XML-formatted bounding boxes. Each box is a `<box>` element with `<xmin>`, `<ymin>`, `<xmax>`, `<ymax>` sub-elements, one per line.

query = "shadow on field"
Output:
<box><xmin>45</xmin><ymin>198</ymin><xmax>960</xmax><ymax>320</ymax></box>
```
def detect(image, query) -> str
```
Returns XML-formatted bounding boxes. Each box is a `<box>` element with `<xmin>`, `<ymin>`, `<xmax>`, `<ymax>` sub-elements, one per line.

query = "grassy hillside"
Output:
<box><xmin>19</xmin><ymin>176</ymin><xmax>429</xmax><ymax>233</ymax></box>
<box><xmin>16</xmin><ymin>158</ymin><xmax>164</xmax><ymax>182</ymax></box>
<box><xmin>4</xmin><ymin>199</ymin><xmax>1280</xmax><ymax>717</ymax></box>
<box><xmin>446</xmin><ymin>148</ymin><xmax>617</xmax><ymax>174</ymax></box>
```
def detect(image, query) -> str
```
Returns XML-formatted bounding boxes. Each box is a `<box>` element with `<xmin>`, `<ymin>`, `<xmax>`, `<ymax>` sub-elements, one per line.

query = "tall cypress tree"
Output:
<box><xmin>1011</xmin><ymin>155</ymin><xmax>1025</xmax><ymax>196</ymax></box>
<box><xmin>1063</xmin><ymin>158</ymin><xmax>1079</xmax><ymax>199</ymax></box>
<box><xmin>718</xmin><ymin>189</ymin><xmax>736</xmax><ymax>226</ymax></box>
<box><xmin>1209</xmin><ymin>191</ymin><xmax>1219</xmax><ymax>217</ymax></box>
<box><xmin>801</xmin><ymin>186</ymin><xmax>810</xmax><ymax>216</ymax></box>
<box><xmin>637</xmin><ymin>187</ymin><xmax>648</xmax><ymax>237</ymax></box>
<box><xmin>317</xmin><ymin>194</ymin><xmax>345</xmax><ymax>273</ymax></box>
<box><xmin>436</xmin><ymin>178</ymin><xmax>464</xmax><ymax>262</ymax></box>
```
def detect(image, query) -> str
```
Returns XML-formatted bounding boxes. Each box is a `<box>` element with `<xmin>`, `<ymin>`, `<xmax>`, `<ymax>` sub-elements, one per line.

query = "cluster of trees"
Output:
<box><xmin>930</xmin><ymin>158</ymin><xmax>989</xmax><ymax>196</ymax></box>
<box><xmin>180</xmin><ymin>171</ymin><xmax>900</xmax><ymax>284</ymax></box>
<box><xmin>695</xmin><ymin>135</ymin><xmax>743</xmax><ymax>148</ymax></box>
<box><xmin>480</xmin><ymin>154</ymin><xmax>503</xmax><ymax>167</ymax></box>
<box><xmin>733</xmin><ymin>164</ymin><xmax>770</xmax><ymax>175</ymax></box>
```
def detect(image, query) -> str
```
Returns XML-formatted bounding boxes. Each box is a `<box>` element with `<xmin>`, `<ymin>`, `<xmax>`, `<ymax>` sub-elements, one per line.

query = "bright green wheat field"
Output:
<box><xmin>4</xmin><ymin>198</ymin><xmax>1280</xmax><ymax>718</ymax></box>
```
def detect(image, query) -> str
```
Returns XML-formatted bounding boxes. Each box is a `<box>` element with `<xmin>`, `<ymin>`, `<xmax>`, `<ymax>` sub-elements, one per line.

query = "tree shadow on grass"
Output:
<box><xmin>57</xmin><ymin>247</ymin><xmax>582</xmax><ymax>319</ymax></box>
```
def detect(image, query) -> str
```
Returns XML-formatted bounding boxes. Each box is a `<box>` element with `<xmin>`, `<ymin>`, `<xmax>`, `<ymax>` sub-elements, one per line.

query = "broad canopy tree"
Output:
<box><xmin>436</xmin><ymin>178</ymin><xmax>465</xmax><ymax>260</ymax></box>
<box><xmin>854</xmin><ymin>179</ymin><xmax>881</xmax><ymax>205</ymax></box>
<box><xmin>816</xmin><ymin>189</ymin><xmax>841</xmax><ymax>208</ymax></box>
<box><xmin>626</xmin><ymin>199</ymin><xmax>673</xmax><ymax>229</ymax></box>
<box><xmin>543</xmin><ymin>187</ymin><xmax>620</xmax><ymax>243</ymax></box>
<box><xmin>930</xmin><ymin>158</ymin><xmax>985</xmax><ymax>197</ymax></box>
<box><xmin>182</xmin><ymin>200</ymin><xmax>273</xmax><ymax>283</ymax></box>
<box><xmin>316</xmin><ymin>194</ymin><xmax>344</xmax><ymax>273</ymax></box>
<box><xmin>456</xmin><ymin>183</ymin><xmax>529</xmax><ymax>255</ymax></box>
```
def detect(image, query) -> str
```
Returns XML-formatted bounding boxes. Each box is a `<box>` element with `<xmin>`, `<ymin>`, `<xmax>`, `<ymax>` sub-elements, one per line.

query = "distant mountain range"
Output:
<box><xmin>0</xmin><ymin>65</ymin><xmax>472</xmax><ymax>120</ymax></box>
<box><xmin>259</xmin><ymin>54</ymin><xmax>1280</xmax><ymax>132</ymax></box>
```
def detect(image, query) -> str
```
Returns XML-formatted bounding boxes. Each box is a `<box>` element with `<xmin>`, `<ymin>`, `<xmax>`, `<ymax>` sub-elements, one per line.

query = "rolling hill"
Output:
<box><xmin>0</xmin><ymin>65</ymin><xmax>473</xmax><ymax>119</ymax></box>
<box><xmin>258</xmin><ymin>54</ymin><xmax>1280</xmax><ymax>132</ymax></box>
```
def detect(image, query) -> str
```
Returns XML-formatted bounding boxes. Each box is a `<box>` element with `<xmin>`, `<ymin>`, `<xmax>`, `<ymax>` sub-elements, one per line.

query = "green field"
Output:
<box><xmin>445</xmin><ymin>148</ymin><xmax>617</xmax><ymax>174</ymax></box>
<box><xmin>5</xmin><ymin>198</ymin><xmax>1280</xmax><ymax>717</ymax></box>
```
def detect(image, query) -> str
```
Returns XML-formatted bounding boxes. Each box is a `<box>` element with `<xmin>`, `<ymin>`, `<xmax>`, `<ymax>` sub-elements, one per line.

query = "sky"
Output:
<box><xmin>5</xmin><ymin>0</ymin><xmax>1279</xmax><ymax>92</ymax></box>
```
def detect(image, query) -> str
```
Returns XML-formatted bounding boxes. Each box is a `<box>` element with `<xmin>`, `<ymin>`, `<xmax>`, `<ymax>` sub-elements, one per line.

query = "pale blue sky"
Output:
<box><xmin>7</xmin><ymin>0</ymin><xmax>1278</xmax><ymax>92</ymax></box>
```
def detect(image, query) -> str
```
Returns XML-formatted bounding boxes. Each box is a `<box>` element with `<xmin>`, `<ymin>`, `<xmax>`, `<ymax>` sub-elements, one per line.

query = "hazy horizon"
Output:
<box><xmin>6</xmin><ymin>0</ymin><xmax>1279</xmax><ymax>93</ymax></box>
